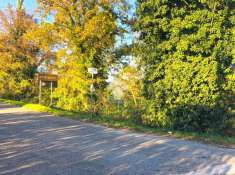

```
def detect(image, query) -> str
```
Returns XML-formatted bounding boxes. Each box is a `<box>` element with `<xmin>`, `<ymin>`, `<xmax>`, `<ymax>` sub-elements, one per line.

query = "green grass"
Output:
<box><xmin>0</xmin><ymin>99</ymin><xmax>26</xmax><ymax>106</ymax></box>
<box><xmin>1</xmin><ymin>98</ymin><xmax>235</xmax><ymax>148</ymax></box>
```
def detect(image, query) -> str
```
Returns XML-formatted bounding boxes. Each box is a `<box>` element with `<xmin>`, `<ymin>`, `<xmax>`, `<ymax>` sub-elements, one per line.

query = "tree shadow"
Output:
<box><xmin>0</xmin><ymin>104</ymin><xmax>235</xmax><ymax>175</ymax></box>
<box><xmin>0</xmin><ymin>103</ymin><xmax>19</xmax><ymax>109</ymax></box>
<box><xmin>167</xmin><ymin>104</ymin><xmax>233</xmax><ymax>132</ymax></box>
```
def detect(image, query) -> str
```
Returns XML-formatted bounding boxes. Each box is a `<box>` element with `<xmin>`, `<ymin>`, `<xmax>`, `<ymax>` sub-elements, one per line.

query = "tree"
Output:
<box><xmin>0</xmin><ymin>5</ymin><xmax>35</xmax><ymax>99</ymax></box>
<box><xmin>107</xmin><ymin>63</ymin><xmax>143</xmax><ymax>120</ymax></box>
<box><xmin>36</xmin><ymin>0</ymin><xmax>129</xmax><ymax>111</ymax></box>
<box><xmin>0</xmin><ymin>0</ymin><xmax>54</xmax><ymax>100</ymax></box>
<box><xmin>135</xmin><ymin>0</ymin><xmax>235</xmax><ymax>131</ymax></box>
<box><xmin>17</xmin><ymin>0</ymin><xmax>24</xmax><ymax>10</ymax></box>
<box><xmin>112</xmin><ymin>65</ymin><xmax>142</xmax><ymax>107</ymax></box>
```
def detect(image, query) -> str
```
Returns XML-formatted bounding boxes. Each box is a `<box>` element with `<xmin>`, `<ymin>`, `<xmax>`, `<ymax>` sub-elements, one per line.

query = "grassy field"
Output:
<box><xmin>0</xmin><ymin>98</ymin><xmax>235</xmax><ymax>148</ymax></box>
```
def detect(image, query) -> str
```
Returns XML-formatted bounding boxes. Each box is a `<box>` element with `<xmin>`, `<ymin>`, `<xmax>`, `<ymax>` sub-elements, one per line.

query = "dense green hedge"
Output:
<box><xmin>136</xmin><ymin>0</ymin><xmax>235</xmax><ymax>131</ymax></box>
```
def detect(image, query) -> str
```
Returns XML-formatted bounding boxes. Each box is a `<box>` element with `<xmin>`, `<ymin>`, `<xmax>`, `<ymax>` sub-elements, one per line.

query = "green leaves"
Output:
<box><xmin>35</xmin><ymin>0</ymin><xmax>129</xmax><ymax>111</ymax></box>
<box><xmin>136</xmin><ymin>0</ymin><xmax>235</xmax><ymax>131</ymax></box>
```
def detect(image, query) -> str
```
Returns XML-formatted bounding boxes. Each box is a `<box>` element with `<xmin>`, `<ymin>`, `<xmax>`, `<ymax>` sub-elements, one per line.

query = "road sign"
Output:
<box><xmin>36</xmin><ymin>73</ymin><xmax>58</xmax><ymax>105</ymax></box>
<box><xmin>35</xmin><ymin>73</ymin><xmax>58</xmax><ymax>82</ymax></box>
<box><xmin>88</xmin><ymin>68</ymin><xmax>98</xmax><ymax>75</ymax></box>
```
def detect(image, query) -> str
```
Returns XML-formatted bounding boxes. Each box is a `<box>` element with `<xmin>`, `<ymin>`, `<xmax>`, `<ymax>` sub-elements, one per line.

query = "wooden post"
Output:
<box><xmin>39</xmin><ymin>79</ymin><xmax>42</xmax><ymax>104</ymax></box>
<box><xmin>50</xmin><ymin>81</ymin><xmax>53</xmax><ymax>106</ymax></box>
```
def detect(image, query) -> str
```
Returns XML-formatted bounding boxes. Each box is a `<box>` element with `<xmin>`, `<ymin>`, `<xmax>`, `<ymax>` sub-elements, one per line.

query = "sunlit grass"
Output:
<box><xmin>23</xmin><ymin>104</ymin><xmax>76</xmax><ymax>116</ymax></box>
<box><xmin>1</xmin><ymin>98</ymin><xmax>235</xmax><ymax>147</ymax></box>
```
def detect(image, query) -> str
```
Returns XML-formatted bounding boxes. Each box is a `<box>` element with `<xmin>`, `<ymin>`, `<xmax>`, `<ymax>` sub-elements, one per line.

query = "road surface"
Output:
<box><xmin>0</xmin><ymin>103</ymin><xmax>235</xmax><ymax>175</ymax></box>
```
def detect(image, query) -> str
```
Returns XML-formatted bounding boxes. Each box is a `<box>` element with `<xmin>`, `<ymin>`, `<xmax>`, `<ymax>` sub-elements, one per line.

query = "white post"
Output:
<box><xmin>91</xmin><ymin>73</ymin><xmax>94</xmax><ymax>116</ymax></box>
<box><xmin>88</xmin><ymin>68</ymin><xmax>98</xmax><ymax>117</ymax></box>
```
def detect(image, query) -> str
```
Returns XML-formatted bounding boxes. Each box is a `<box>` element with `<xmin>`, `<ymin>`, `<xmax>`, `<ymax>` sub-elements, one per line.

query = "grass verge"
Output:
<box><xmin>1</xmin><ymin>98</ymin><xmax>235</xmax><ymax>148</ymax></box>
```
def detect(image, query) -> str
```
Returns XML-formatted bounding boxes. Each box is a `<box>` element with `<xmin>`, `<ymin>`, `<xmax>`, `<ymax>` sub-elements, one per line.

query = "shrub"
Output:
<box><xmin>136</xmin><ymin>0</ymin><xmax>235</xmax><ymax>131</ymax></box>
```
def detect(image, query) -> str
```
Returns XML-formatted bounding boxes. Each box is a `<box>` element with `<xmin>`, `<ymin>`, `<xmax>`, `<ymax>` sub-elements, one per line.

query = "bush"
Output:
<box><xmin>168</xmin><ymin>105</ymin><xmax>230</xmax><ymax>132</ymax></box>
<box><xmin>136</xmin><ymin>0</ymin><xmax>234</xmax><ymax>131</ymax></box>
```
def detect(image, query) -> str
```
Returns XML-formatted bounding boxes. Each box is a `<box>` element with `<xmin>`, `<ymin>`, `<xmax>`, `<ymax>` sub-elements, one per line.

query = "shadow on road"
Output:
<box><xmin>0</xmin><ymin>104</ymin><xmax>235</xmax><ymax>175</ymax></box>
<box><xmin>0</xmin><ymin>103</ymin><xmax>19</xmax><ymax>109</ymax></box>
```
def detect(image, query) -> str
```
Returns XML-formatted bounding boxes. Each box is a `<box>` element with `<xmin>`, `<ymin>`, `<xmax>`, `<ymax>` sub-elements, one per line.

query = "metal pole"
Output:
<box><xmin>50</xmin><ymin>81</ymin><xmax>53</xmax><ymax>106</ymax></box>
<box><xmin>117</xmin><ymin>100</ymin><xmax>120</xmax><ymax>113</ymax></box>
<box><xmin>91</xmin><ymin>73</ymin><xmax>94</xmax><ymax>117</ymax></box>
<box><xmin>88</xmin><ymin>68</ymin><xmax>97</xmax><ymax>117</ymax></box>
<box><xmin>39</xmin><ymin>79</ymin><xmax>42</xmax><ymax>104</ymax></box>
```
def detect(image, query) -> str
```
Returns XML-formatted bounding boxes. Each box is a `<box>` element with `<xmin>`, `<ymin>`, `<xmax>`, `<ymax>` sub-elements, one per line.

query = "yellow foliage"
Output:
<box><xmin>35</xmin><ymin>0</ymin><xmax>127</xmax><ymax>110</ymax></box>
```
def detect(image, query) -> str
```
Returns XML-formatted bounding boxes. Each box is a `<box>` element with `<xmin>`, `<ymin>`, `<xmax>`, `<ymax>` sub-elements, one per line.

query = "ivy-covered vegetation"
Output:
<box><xmin>135</xmin><ymin>0</ymin><xmax>235</xmax><ymax>131</ymax></box>
<box><xmin>0</xmin><ymin>0</ymin><xmax>234</xmax><ymax>136</ymax></box>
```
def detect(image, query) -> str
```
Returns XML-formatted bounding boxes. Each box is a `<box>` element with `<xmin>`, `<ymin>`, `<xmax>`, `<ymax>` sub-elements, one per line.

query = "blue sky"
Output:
<box><xmin>0</xmin><ymin>0</ymin><xmax>135</xmax><ymax>13</ymax></box>
<box><xmin>0</xmin><ymin>0</ymin><xmax>135</xmax><ymax>45</ymax></box>
<box><xmin>0</xmin><ymin>0</ymin><xmax>38</xmax><ymax>14</ymax></box>
<box><xmin>0</xmin><ymin>0</ymin><xmax>135</xmax><ymax>80</ymax></box>
<box><xmin>0</xmin><ymin>0</ymin><xmax>135</xmax><ymax>46</ymax></box>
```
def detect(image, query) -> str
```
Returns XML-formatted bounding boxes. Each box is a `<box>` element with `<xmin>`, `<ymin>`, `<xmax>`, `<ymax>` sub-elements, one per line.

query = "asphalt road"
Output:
<box><xmin>0</xmin><ymin>103</ymin><xmax>235</xmax><ymax>175</ymax></box>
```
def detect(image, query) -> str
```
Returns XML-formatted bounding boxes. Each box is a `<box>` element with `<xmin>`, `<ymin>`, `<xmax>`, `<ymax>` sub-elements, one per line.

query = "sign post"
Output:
<box><xmin>88</xmin><ymin>67</ymin><xmax>98</xmax><ymax>117</ymax></box>
<box><xmin>36</xmin><ymin>73</ymin><xmax>58</xmax><ymax>105</ymax></box>
<box><xmin>50</xmin><ymin>82</ymin><xmax>53</xmax><ymax>106</ymax></box>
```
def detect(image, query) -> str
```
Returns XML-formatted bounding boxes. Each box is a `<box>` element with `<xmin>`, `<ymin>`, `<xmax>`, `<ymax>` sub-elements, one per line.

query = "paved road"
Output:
<box><xmin>0</xmin><ymin>103</ymin><xmax>235</xmax><ymax>175</ymax></box>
